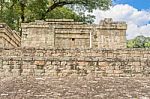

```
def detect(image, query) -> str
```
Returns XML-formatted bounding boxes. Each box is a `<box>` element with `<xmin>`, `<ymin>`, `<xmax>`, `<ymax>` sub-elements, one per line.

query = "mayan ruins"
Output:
<box><xmin>0</xmin><ymin>18</ymin><xmax>150</xmax><ymax>98</ymax></box>
<box><xmin>1</xmin><ymin>18</ymin><xmax>150</xmax><ymax>77</ymax></box>
<box><xmin>21</xmin><ymin>18</ymin><xmax>127</xmax><ymax>49</ymax></box>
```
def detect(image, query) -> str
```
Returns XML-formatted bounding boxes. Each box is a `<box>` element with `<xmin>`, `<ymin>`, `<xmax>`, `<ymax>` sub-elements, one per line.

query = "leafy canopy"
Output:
<box><xmin>0</xmin><ymin>0</ymin><xmax>111</xmax><ymax>31</ymax></box>
<box><xmin>127</xmin><ymin>35</ymin><xmax>150</xmax><ymax>48</ymax></box>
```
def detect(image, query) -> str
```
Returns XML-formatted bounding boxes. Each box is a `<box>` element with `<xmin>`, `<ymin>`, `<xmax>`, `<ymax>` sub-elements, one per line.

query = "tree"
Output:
<box><xmin>19</xmin><ymin>0</ymin><xmax>27</xmax><ymax>22</ymax></box>
<box><xmin>144</xmin><ymin>42</ymin><xmax>150</xmax><ymax>48</ymax></box>
<box><xmin>19</xmin><ymin>0</ymin><xmax>111</xmax><ymax>22</ymax></box>
<box><xmin>25</xmin><ymin>0</ymin><xmax>48</xmax><ymax>22</ymax></box>
<box><xmin>0</xmin><ymin>0</ymin><xmax>5</xmax><ymax>22</ymax></box>
<box><xmin>0</xmin><ymin>0</ymin><xmax>111</xmax><ymax>31</ymax></box>
<box><xmin>127</xmin><ymin>35</ymin><xmax>150</xmax><ymax>48</ymax></box>
<box><xmin>0</xmin><ymin>0</ymin><xmax>21</xmax><ymax>30</ymax></box>
<box><xmin>42</xmin><ymin>0</ymin><xmax>111</xmax><ymax>19</ymax></box>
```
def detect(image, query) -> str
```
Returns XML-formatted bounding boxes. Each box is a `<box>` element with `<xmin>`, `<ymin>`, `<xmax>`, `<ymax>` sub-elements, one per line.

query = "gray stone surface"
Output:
<box><xmin>0</xmin><ymin>76</ymin><xmax>150</xmax><ymax>99</ymax></box>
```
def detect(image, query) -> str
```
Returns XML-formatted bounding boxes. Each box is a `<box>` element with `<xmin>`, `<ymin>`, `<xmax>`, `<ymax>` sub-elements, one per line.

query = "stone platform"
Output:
<box><xmin>1</xmin><ymin>48</ymin><xmax>150</xmax><ymax>77</ymax></box>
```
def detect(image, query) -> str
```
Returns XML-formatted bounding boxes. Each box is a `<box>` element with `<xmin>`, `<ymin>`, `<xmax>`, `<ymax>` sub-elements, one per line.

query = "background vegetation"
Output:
<box><xmin>1</xmin><ymin>0</ymin><xmax>150</xmax><ymax>48</ymax></box>
<box><xmin>0</xmin><ymin>0</ymin><xmax>111</xmax><ymax>31</ymax></box>
<box><xmin>127</xmin><ymin>36</ymin><xmax>150</xmax><ymax>48</ymax></box>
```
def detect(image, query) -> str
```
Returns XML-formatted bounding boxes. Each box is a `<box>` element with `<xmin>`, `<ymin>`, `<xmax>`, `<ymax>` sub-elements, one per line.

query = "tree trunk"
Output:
<box><xmin>21</xmin><ymin>4</ymin><xmax>25</xmax><ymax>22</ymax></box>
<box><xmin>0</xmin><ymin>0</ymin><xmax>4</xmax><ymax>21</ymax></box>
<box><xmin>41</xmin><ymin>1</ymin><xmax>75</xmax><ymax>20</ymax></box>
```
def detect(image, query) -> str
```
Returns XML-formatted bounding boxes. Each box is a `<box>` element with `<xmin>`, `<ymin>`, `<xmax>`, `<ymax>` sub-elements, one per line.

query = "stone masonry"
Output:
<box><xmin>1</xmin><ymin>19</ymin><xmax>150</xmax><ymax>99</ymax></box>
<box><xmin>0</xmin><ymin>23</ymin><xmax>21</xmax><ymax>48</ymax></box>
<box><xmin>0</xmin><ymin>48</ymin><xmax>150</xmax><ymax>77</ymax></box>
<box><xmin>21</xmin><ymin>18</ymin><xmax>127</xmax><ymax>49</ymax></box>
<box><xmin>0</xmin><ymin>18</ymin><xmax>150</xmax><ymax>78</ymax></box>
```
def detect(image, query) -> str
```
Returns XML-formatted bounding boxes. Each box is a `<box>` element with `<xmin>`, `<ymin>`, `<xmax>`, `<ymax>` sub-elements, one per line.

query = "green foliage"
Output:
<box><xmin>144</xmin><ymin>42</ymin><xmax>150</xmax><ymax>48</ymax></box>
<box><xmin>73</xmin><ymin>0</ymin><xmax>111</xmax><ymax>11</ymax></box>
<box><xmin>46</xmin><ymin>7</ymin><xmax>95</xmax><ymax>23</ymax></box>
<box><xmin>44</xmin><ymin>0</ymin><xmax>111</xmax><ymax>13</ymax></box>
<box><xmin>26</xmin><ymin>0</ymin><xmax>48</xmax><ymax>21</ymax></box>
<box><xmin>0</xmin><ymin>0</ymin><xmax>21</xmax><ymax>30</ymax></box>
<box><xmin>127</xmin><ymin>35</ymin><xmax>150</xmax><ymax>48</ymax></box>
<box><xmin>0</xmin><ymin>0</ymin><xmax>111</xmax><ymax>31</ymax></box>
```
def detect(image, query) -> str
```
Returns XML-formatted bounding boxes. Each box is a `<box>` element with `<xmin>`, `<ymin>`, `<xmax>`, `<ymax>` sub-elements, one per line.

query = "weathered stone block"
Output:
<box><xmin>21</xmin><ymin>69</ymin><xmax>32</xmax><ymax>76</ymax></box>
<box><xmin>3</xmin><ymin>65</ymin><xmax>10</xmax><ymax>69</ymax></box>
<box><xmin>113</xmin><ymin>70</ymin><xmax>123</xmax><ymax>74</ymax></box>
<box><xmin>34</xmin><ymin>69</ymin><xmax>45</xmax><ymax>76</ymax></box>
<box><xmin>4</xmin><ymin>70</ymin><xmax>12</xmax><ymax>76</ymax></box>
<box><xmin>12</xmin><ymin>69</ymin><xmax>21</xmax><ymax>76</ymax></box>
<box><xmin>106</xmin><ymin>70</ymin><xmax>114</xmax><ymax>74</ymax></box>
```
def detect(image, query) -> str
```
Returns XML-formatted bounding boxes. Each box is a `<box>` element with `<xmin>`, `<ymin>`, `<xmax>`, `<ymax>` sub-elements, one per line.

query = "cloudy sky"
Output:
<box><xmin>93</xmin><ymin>0</ymin><xmax>150</xmax><ymax>39</ymax></box>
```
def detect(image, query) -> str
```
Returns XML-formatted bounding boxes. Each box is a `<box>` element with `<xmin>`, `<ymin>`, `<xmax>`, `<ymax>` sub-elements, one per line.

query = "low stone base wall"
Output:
<box><xmin>0</xmin><ymin>48</ymin><xmax>150</xmax><ymax>77</ymax></box>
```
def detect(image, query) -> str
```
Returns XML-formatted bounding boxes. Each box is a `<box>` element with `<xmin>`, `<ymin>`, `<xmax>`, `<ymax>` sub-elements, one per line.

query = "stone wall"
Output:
<box><xmin>0</xmin><ymin>48</ymin><xmax>150</xmax><ymax>77</ymax></box>
<box><xmin>97</xmin><ymin>18</ymin><xmax>127</xmax><ymax>49</ymax></box>
<box><xmin>21</xmin><ymin>18</ymin><xmax>127</xmax><ymax>49</ymax></box>
<box><xmin>0</xmin><ymin>23</ymin><xmax>21</xmax><ymax>48</ymax></box>
<box><xmin>21</xmin><ymin>20</ymin><xmax>55</xmax><ymax>48</ymax></box>
<box><xmin>54</xmin><ymin>25</ymin><xmax>91</xmax><ymax>49</ymax></box>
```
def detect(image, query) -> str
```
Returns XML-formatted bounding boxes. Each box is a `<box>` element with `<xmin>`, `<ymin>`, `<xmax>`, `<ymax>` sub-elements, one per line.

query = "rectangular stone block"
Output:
<box><xmin>113</xmin><ymin>70</ymin><xmax>123</xmax><ymax>74</ymax></box>
<box><xmin>4</xmin><ymin>70</ymin><xmax>12</xmax><ymax>77</ymax></box>
<box><xmin>3</xmin><ymin>65</ymin><xmax>10</xmax><ymax>69</ymax></box>
<box><xmin>106</xmin><ymin>70</ymin><xmax>114</xmax><ymax>74</ymax></box>
<box><xmin>21</xmin><ymin>69</ymin><xmax>31</xmax><ymax>76</ymax></box>
<box><xmin>34</xmin><ymin>69</ymin><xmax>45</xmax><ymax>76</ymax></box>
<box><xmin>12</xmin><ymin>69</ymin><xmax>21</xmax><ymax>76</ymax></box>
<box><xmin>13</xmin><ymin>65</ymin><xmax>21</xmax><ymax>69</ymax></box>
<box><xmin>45</xmin><ymin>70</ymin><xmax>57</xmax><ymax>76</ymax></box>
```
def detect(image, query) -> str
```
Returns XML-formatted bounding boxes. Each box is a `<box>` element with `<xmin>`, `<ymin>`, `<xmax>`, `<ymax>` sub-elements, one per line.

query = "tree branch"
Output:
<box><xmin>46</xmin><ymin>1</ymin><xmax>75</xmax><ymax>13</ymax></box>
<box><xmin>40</xmin><ymin>0</ymin><xmax>87</xmax><ymax>20</ymax></box>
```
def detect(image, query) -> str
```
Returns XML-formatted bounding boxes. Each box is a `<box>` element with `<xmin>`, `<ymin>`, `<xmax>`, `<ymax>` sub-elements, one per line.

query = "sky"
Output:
<box><xmin>114</xmin><ymin>0</ymin><xmax>150</xmax><ymax>10</ymax></box>
<box><xmin>93</xmin><ymin>0</ymin><xmax>150</xmax><ymax>39</ymax></box>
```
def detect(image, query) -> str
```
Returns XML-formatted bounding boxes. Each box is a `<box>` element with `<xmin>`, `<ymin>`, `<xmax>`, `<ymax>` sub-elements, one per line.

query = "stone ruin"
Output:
<box><xmin>0</xmin><ymin>18</ymin><xmax>150</xmax><ymax>77</ymax></box>
<box><xmin>21</xmin><ymin>18</ymin><xmax>127</xmax><ymax>49</ymax></box>
<box><xmin>0</xmin><ymin>23</ymin><xmax>21</xmax><ymax>48</ymax></box>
